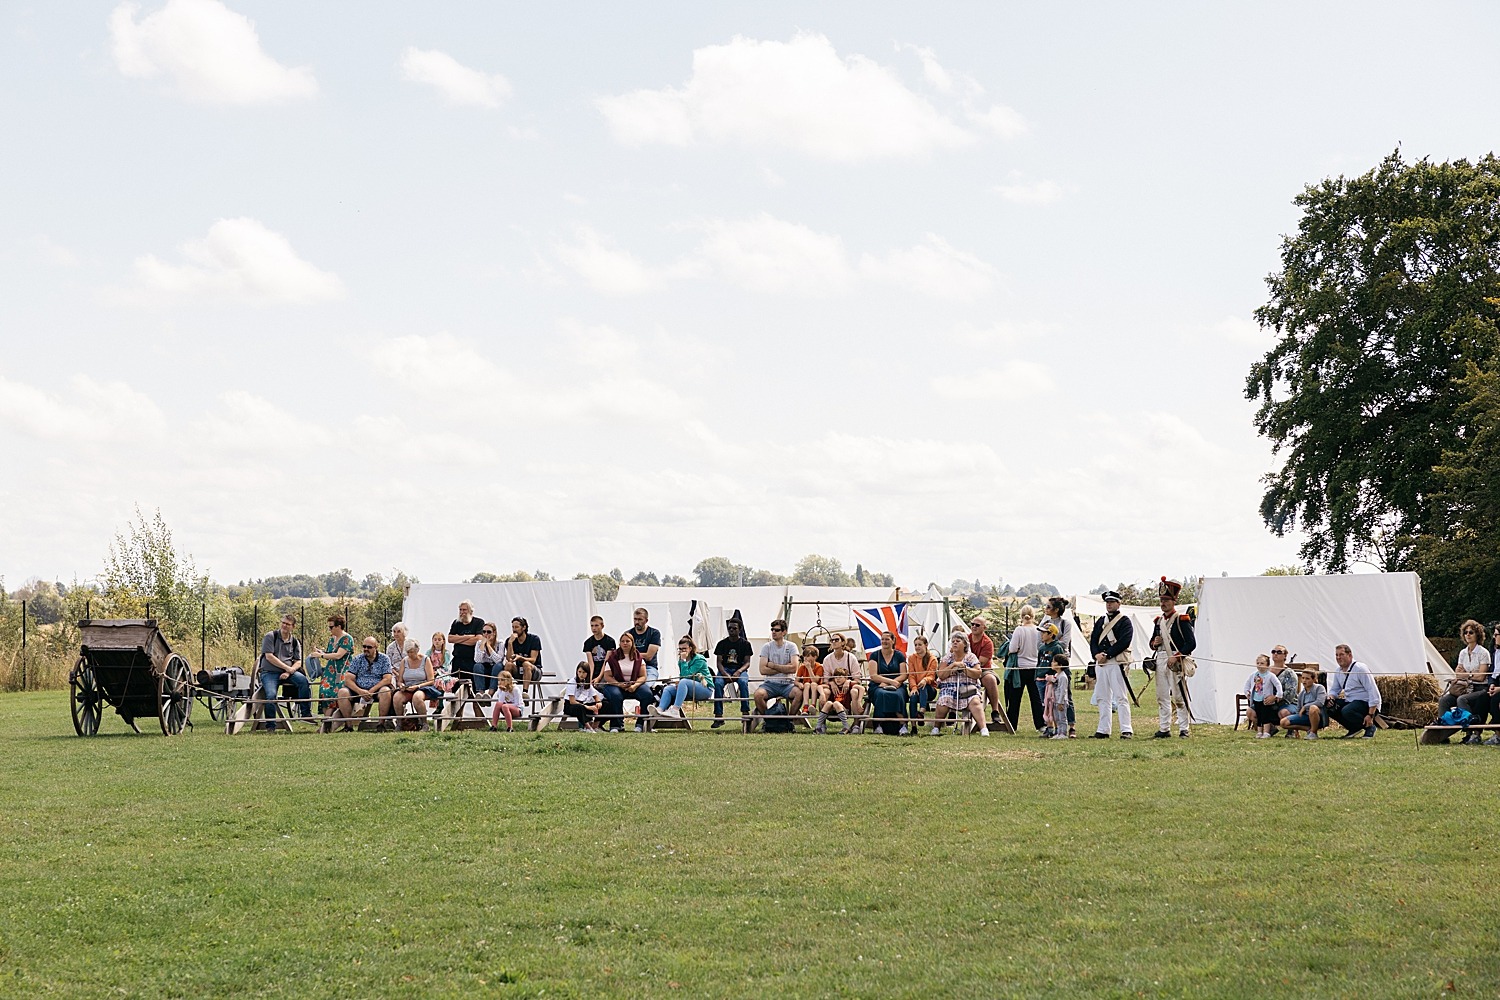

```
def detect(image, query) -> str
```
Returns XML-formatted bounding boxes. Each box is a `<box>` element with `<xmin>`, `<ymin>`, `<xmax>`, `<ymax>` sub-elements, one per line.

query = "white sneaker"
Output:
<box><xmin>979</xmin><ymin>727</ymin><xmax>990</xmax><ymax>737</ymax></box>
<box><xmin>1050</xmin><ymin>733</ymin><xmax>1069</xmax><ymax>740</ymax></box>
<box><xmin>1256</xmin><ymin>732</ymin><xmax>1270</xmax><ymax>739</ymax></box>
<box><xmin>929</xmin><ymin>725</ymin><xmax>940</xmax><ymax>736</ymax></box>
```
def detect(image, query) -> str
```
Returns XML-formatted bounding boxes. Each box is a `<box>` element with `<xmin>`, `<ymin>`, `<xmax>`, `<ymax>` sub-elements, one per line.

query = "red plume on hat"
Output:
<box><xmin>1158</xmin><ymin>576</ymin><xmax>1183</xmax><ymax>600</ymax></box>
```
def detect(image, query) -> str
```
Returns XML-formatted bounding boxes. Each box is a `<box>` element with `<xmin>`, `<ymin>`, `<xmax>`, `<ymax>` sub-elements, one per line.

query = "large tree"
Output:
<box><xmin>1247</xmin><ymin>150</ymin><xmax>1500</xmax><ymax>571</ymax></box>
<box><xmin>1414</xmin><ymin>359</ymin><xmax>1500</xmax><ymax>631</ymax></box>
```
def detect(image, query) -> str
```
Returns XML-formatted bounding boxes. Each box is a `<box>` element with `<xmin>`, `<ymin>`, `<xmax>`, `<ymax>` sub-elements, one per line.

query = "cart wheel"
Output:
<box><xmin>70</xmin><ymin>657</ymin><xmax>103</xmax><ymax>737</ymax></box>
<box><xmin>158</xmin><ymin>654</ymin><xmax>194</xmax><ymax>736</ymax></box>
<box><xmin>203</xmin><ymin>690</ymin><xmax>230</xmax><ymax>722</ymax></box>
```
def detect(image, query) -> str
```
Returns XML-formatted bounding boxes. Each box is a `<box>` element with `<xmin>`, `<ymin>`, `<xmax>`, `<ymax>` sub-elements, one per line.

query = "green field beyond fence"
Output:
<box><xmin>0</xmin><ymin>690</ymin><xmax>1495</xmax><ymax>999</ymax></box>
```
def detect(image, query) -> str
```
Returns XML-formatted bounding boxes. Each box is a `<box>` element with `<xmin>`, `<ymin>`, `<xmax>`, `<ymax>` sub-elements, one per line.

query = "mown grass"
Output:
<box><xmin>0</xmin><ymin>690</ymin><xmax>1495</xmax><ymax>998</ymax></box>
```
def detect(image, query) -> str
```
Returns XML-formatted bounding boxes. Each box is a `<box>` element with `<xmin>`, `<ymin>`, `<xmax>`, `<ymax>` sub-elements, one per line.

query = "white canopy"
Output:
<box><xmin>1071</xmin><ymin>593</ymin><xmax>1160</xmax><ymax>667</ymax></box>
<box><xmin>613</xmin><ymin>584</ymin><xmax>899</xmax><ymax>645</ymax></box>
<box><xmin>1189</xmin><ymin>572</ymin><xmax>1451</xmax><ymax>725</ymax></box>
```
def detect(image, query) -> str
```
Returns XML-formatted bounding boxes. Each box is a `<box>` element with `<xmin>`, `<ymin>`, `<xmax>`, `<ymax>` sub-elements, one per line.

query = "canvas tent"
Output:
<box><xmin>1070</xmin><ymin>593</ymin><xmax>1160</xmax><ymax>668</ymax></box>
<box><xmin>402</xmin><ymin>579</ymin><xmax>594</xmax><ymax>698</ymax></box>
<box><xmin>613</xmin><ymin>585</ymin><xmax>901</xmax><ymax>647</ymax></box>
<box><xmin>1189</xmin><ymin>572</ymin><xmax>1451</xmax><ymax>725</ymax></box>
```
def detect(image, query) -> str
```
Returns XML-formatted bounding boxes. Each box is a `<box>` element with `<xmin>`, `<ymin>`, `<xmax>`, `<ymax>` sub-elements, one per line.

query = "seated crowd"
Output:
<box><xmin>251</xmin><ymin>597</ymin><xmax>1497</xmax><ymax>742</ymax></box>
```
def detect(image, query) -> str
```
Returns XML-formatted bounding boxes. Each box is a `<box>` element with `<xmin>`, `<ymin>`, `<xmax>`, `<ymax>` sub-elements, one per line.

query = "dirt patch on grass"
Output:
<box><xmin>934</xmin><ymin>747</ymin><xmax>1043</xmax><ymax>761</ymax></box>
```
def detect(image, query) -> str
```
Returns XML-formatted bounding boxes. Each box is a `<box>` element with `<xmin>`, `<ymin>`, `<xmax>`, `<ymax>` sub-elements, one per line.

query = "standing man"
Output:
<box><xmin>628</xmin><ymin>608</ymin><xmax>663</xmax><ymax>733</ymax></box>
<box><xmin>711</xmin><ymin>612</ymin><xmax>753</xmax><ymax>730</ymax></box>
<box><xmin>752</xmin><ymin>618</ymin><xmax>803</xmax><ymax>731</ymax></box>
<box><xmin>582</xmin><ymin>615</ymin><xmax>616</xmax><ymax>683</ymax></box>
<box><xmin>257</xmin><ymin>612</ymin><xmax>309</xmax><ymax>730</ymax></box>
<box><xmin>1325</xmin><ymin>643</ymin><xmax>1382</xmax><ymax>738</ymax></box>
<box><xmin>446</xmin><ymin>600</ymin><xmax>486</xmax><ymax>690</ymax></box>
<box><xmin>968</xmin><ymin>616</ymin><xmax>1006</xmax><ymax>732</ymax></box>
<box><xmin>1149</xmin><ymin>578</ymin><xmax>1196</xmax><ymax>738</ymax></box>
<box><xmin>1088</xmin><ymin>591</ymin><xmax>1134</xmax><ymax>739</ymax></box>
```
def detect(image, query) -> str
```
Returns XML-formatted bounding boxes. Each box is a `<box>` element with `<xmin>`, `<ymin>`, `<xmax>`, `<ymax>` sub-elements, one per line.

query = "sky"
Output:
<box><xmin>2</xmin><ymin>0</ymin><xmax>1498</xmax><ymax>596</ymax></box>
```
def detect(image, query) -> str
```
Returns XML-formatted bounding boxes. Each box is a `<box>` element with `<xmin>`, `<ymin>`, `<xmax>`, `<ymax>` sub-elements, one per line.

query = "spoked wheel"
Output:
<box><xmin>158</xmin><ymin>654</ymin><xmax>194</xmax><ymax>736</ymax></box>
<box><xmin>202</xmin><ymin>690</ymin><xmax>230</xmax><ymax>722</ymax></box>
<box><xmin>70</xmin><ymin>657</ymin><xmax>103</xmax><ymax>737</ymax></box>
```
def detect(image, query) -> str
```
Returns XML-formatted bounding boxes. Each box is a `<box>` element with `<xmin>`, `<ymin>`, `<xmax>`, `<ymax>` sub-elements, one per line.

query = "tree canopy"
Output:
<box><xmin>1247</xmin><ymin>150</ymin><xmax>1500</xmax><ymax>573</ymax></box>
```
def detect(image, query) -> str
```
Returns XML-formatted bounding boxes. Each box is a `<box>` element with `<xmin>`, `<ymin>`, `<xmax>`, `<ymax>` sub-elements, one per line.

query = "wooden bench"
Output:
<box><xmin>1418</xmin><ymin>722</ymin><xmax>1500</xmax><ymax>745</ymax></box>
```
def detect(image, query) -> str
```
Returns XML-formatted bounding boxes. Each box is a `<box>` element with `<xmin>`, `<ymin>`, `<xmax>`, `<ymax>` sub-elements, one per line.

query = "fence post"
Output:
<box><xmin>200</xmin><ymin>601</ymin><xmax>207</xmax><ymax>669</ymax></box>
<box><xmin>253</xmin><ymin>603</ymin><xmax>259</xmax><ymax>668</ymax></box>
<box><xmin>20</xmin><ymin>600</ymin><xmax>26</xmax><ymax>692</ymax></box>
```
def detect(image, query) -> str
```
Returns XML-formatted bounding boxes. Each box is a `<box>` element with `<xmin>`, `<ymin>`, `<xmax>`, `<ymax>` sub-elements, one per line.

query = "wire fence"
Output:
<box><xmin>0</xmin><ymin>593</ymin><xmax>408</xmax><ymax>693</ymax></box>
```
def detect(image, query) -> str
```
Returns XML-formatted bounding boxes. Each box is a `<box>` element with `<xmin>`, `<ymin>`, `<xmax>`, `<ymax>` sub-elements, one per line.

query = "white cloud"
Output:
<box><xmin>931</xmin><ymin>360</ymin><xmax>1055</xmax><ymax>402</ymax></box>
<box><xmin>552</xmin><ymin>226</ymin><xmax>663</xmax><ymax>295</ymax></box>
<box><xmin>398</xmin><ymin>47</ymin><xmax>512</xmax><ymax>109</ymax></box>
<box><xmin>132</xmin><ymin>217</ymin><xmax>345</xmax><ymax>304</ymax></box>
<box><xmin>36</xmin><ymin>236</ymin><xmax>79</xmax><ymax>267</ymax></box>
<box><xmin>687</xmin><ymin>214</ymin><xmax>856</xmax><ymax>295</ymax></box>
<box><xmin>553</xmin><ymin>217</ymin><xmax>997</xmax><ymax>300</ymax></box>
<box><xmin>108</xmin><ymin>0</ymin><xmax>317</xmax><ymax>105</ymax></box>
<box><xmin>994</xmin><ymin>178</ymin><xmax>1064</xmax><ymax>205</ymax></box>
<box><xmin>859</xmin><ymin>235</ymin><xmax>998</xmax><ymax>301</ymax></box>
<box><xmin>597</xmin><ymin>33</ymin><xmax>984</xmax><ymax>162</ymax></box>
<box><xmin>967</xmin><ymin>105</ymin><xmax>1028</xmax><ymax>139</ymax></box>
<box><xmin>0</xmin><ymin>372</ymin><xmax>167</xmax><ymax>445</ymax></box>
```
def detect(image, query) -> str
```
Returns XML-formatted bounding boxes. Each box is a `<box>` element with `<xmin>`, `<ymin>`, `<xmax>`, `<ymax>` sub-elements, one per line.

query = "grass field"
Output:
<box><xmin>0</xmin><ymin>689</ymin><xmax>1495</xmax><ymax>999</ymax></box>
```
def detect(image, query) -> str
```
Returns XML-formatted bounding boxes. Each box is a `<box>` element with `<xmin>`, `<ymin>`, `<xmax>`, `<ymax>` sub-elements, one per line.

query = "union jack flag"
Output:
<box><xmin>852</xmin><ymin>604</ymin><xmax>909</xmax><ymax>654</ymax></box>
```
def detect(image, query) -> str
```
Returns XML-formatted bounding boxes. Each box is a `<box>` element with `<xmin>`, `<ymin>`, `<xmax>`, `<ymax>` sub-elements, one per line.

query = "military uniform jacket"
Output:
<box><xmin>1089</xmin><ymin>612</ymin><xmax>1134</xmax><ymax>661</ymax></box>
<box><xmin>1152</xmin><ymin>613</ymin><xmax>1197</xmax><ymax>657</ymax></box>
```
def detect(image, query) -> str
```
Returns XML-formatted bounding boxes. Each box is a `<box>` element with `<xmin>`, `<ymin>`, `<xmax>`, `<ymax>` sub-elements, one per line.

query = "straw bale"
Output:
<box><xmin>1376</xmin><ymin>674</ymin><xmax>1441</xmax><ymax>725</ymax></box>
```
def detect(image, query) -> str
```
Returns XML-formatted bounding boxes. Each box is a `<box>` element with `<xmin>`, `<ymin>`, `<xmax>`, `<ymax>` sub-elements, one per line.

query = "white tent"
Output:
<box><xmin>594</xmin><ymin>600</ymin><xmax>693</xmax><ymax>679</ymax></box>
<box><xmin>1190</xmin><ymin>572</ymin><xmax>1451</xmax><ymax>725</ymax></box>
<box><xmin>615</xmin><ymin>585</ymin><xmax>786</xmax><ymax>645</ymax></box>
<box><xmin>402</xmin><ymin>579</ymin><xmax>594</xmax><ymax>697</ymax></box>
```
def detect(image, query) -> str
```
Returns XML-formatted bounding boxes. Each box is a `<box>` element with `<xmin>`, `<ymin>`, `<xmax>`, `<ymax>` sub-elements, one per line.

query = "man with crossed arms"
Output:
<box><xmin>1088</xmin><ymin>590</ymin><xmax>1134</xmax><ymax>739</ymax></box>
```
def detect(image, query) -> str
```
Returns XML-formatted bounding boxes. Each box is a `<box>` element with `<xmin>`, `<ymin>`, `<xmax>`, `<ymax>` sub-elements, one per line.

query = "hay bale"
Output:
<box><xmin>1377</xmin><ymin>674</ymin><xmax>1441</xmax><ymax>725</ymax></box>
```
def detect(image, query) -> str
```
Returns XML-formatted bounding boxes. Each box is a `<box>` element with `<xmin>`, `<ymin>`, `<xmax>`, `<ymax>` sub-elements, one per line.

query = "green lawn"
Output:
<box><xmin>0</xmin><ymin>690</ymin><xmax>1494</xmax><ymax>999</ymax></box>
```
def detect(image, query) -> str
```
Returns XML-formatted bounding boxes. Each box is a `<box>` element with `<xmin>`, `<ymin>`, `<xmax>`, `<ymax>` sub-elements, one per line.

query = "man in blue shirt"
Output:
<box><xmin>334</xmin><ymin>637</ymin><xmax>395</xmax><ymax>731</ymax></box>
<box><xmin>1326</xmin><ymin>643</ymin><xmax>1382</xmax><ymax>738</ymax></box>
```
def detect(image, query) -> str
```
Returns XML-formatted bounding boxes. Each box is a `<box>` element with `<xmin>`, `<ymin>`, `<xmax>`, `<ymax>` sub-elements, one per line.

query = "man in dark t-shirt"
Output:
<box><xmin>582</xmin><ymin>615</ymin><xmax>616</xmax><ymax>683</ymax></box>
<box><xmin>712</xmin><ymin>615</ymin><xmax>754</xmax><ymax>728</ymax></box>
<box><xmin>446</xmin><ymin>600</ymin><xmax>486</xmax><ymax>688</ymax></box>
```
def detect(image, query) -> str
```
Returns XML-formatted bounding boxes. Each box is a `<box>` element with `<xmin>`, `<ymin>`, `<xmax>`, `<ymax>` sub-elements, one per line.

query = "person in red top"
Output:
<box><xmin>795</xmin><ymin>643</ymin><xmax>828</xmax><ymax>714</ymax></box>
<box><xmin>968</xmin><ymin>616</ymin><xmax>1004</xmax><ymax>731</ymax></box>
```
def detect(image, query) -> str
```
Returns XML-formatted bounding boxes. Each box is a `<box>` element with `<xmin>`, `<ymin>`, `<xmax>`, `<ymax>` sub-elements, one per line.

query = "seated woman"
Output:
<box><xmin>655</xmin><ymin>637</ymin><xmax>714</xmax><ymax>720</ymax></box>
<box><xmin>391</xmin><ymin>638</ymin><xmax>439</xmax><ymax>728</ymax></box>
<box><xmin>866</xmin><ymin>630</ymin><xmax>910</xmax><ymax>736</ymax></box>
<box><xmin>597</xmin><ymin>631</ymin><xmax>651</xmax><ymax>732</ymax></box>
<box><xmin>1439</xmin><ymin>619</ymin><xmax>1494</xmax><ymax>744</ymax></box>
<box><xmin>562</xmin><ymin>663</ymin><xmax>602</xmax><ymax>731</ymax></box>
<box><xmin>795</xmin><ymin>643</ymin><xmax>829</xmax><ymax>715</ymax></box>
<box><xmin>931</xmin><ymin>634</ymin><xmax>989</xmax><ymax>736</ymax></box>
<box><xmin>491</xmin><ymin>670</ymin><xmax>526</xmax><ymax>731</ymax></box>
<box><xmin>473</xmin><ymin>623</ymin><xmax>506</xmax><ymax>695</ymax></box>
<box><xmin>1243</xmin><ymin>654</ymin><xmax>1284</xmax><ymax>738</ymax></box>
<box><xmin>905</xmin><ymin>634</ymin><xmax>939</xmax><ymax>726</ymax></box>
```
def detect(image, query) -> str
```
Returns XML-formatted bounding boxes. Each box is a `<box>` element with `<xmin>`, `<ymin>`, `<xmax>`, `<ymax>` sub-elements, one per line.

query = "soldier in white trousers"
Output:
<box><xmin>1150</xmin><ymin>577</ymin><xmax>1197</xmax><ymax>738</ymax></box>
<box><xmin>1088</xmin><ymin>590</ymin><xmax>1134</xmax><ymax>738</ymax></box>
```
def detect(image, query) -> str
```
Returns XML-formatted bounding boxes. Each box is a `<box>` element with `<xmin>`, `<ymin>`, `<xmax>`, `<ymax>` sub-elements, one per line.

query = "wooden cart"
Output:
<box><xmin>69</xmin><ymin>619</ymin><xmax>193</xmax><ymax>736</ymax></box>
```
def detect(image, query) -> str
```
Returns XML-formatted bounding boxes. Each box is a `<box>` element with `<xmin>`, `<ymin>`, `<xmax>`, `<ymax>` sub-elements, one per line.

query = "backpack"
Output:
<box><xmin>1439</xmin><ymin>706</ymin><xmax>1473</xmax><ymax>728</ymax></box>
<box><xmin>762</xmin><ymin>701</ymin><xmax>794</xmax><ymax>733</ymax></box>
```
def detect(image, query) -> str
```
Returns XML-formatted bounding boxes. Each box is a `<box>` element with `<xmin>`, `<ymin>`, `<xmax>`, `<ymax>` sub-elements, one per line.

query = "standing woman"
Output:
<box><xmin>598</xmin><ymin>631</ymin><xmax>649</xmax><ymax>732</ymax></box>
<box><xmin>655</xmin><ymin>637</ymin><xmax>714</xmax><ymax>719</ymax></box>
<box><xmin>1003</xmin><ymin>607</ymin><xmax>1045</xmax><ymax>732</ymax></box>
<box><xmin>310</xmin><ymin>615</ymin><xmax>354</xmax><ymax>712</ymax></box>
<box><xmin>905</xmin><ymin>634</ymin><xmax>939</xmax><ymax>726</ymax></box>
<box><xmin>866</xmin><ymin>631</ymin><xmax>910</xmax><ymax>736</ymax></box>
<box><xmin>473</xmin><ymin>622</ymin><xmax>506</xmax><ymax>695</ymax></box>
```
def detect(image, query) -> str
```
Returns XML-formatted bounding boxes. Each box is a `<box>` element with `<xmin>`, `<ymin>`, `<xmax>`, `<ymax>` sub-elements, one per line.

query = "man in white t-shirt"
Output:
<box><xmin>752</xmin><ymin>618</ymin><xmax>803</xmax><ymax>730</ymax></box>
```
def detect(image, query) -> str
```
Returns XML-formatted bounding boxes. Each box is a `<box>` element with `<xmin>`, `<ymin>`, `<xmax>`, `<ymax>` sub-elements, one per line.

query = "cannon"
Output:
<box><xmin>70</xmin><ymin>619</ymin><xmax>193</xmax><ymax>736</ymax></box>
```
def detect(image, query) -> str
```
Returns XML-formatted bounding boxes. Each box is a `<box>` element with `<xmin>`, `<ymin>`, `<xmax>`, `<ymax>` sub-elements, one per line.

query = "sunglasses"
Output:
<box><xmin>362</xmin><ymin>645</ymin><xmax>376</xmax><ymax>651</ymax></box>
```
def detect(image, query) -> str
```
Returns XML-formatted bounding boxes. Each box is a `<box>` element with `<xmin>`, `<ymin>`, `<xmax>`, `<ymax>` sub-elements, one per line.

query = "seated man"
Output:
<box><xmin>752</xmin><ymin>618</ymin><xmax>803</xmax><ymax>731</ymax></box>
<box><xmin>256</xmin><ymin>613</ymin><xmax>310</xmax><ymax>731</ymax></box>
<box><xmin>1279</xmin><ymin>667</ymin><xmax>1327</xmax><ymax>739</ymax></box>
<box><xmin>1325</xmin><ymin>643</ymin><xmax>1381</xmax><ymax>738</ymax></box>
<box><xmin>334</xmin><ymin>637</ymin><xmax>395</xmax><ymax>731</ymax></box>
